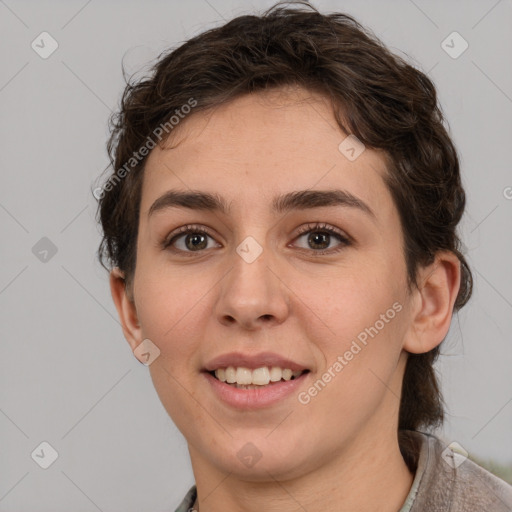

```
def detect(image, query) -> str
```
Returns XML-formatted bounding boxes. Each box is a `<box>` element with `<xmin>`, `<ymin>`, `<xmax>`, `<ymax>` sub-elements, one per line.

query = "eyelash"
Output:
<box><xmin>294</xmin><ymin>223</ymin><xmax>351</xmax><ymax>255</ymax></box>
<box><xmin>162</xmin><ymin>222</ymin><xmax>352</xmax><ymax>257</ymax></box>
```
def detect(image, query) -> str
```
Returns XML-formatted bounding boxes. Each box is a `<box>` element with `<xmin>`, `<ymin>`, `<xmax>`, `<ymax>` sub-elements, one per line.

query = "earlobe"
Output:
<box><xmin>109</xmin><ymin>267</ymin><xmax>142</xmax><ymax>352</ymax></box>
<box><xmin>403</xmin><ymin>251</ymin><xmax>461</xmax><ymax>355</ymax></box>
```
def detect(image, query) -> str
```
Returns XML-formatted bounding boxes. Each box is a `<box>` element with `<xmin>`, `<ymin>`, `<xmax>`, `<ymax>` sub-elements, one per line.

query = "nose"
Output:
<box><xmin>214</xmin><ymin>244</ymin><xmax>291</xmax><ymax>331</ymax></box>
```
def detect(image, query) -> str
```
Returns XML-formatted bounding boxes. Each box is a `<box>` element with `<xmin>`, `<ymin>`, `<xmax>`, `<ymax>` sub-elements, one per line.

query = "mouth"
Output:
<box><xmin>203</xmin><ymin>365</ymin><xmax>311</xmax><ymax>409</ymax></box>
<box><xmin>207</xmin><ymin>366</ymin><xmax>310</xmax><ymax>390</ymax></box>
<box><xmin>202</xmin><ymin>352</ymin><xmax>311</xmax><ymax>408</ymax></box>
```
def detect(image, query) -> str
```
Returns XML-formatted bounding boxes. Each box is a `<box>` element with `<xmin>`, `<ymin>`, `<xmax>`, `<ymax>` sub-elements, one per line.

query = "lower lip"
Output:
<box><xmin>203</xmin><ymin>371</ymin><xmax>309</xmax><ymax>409</ymax></box>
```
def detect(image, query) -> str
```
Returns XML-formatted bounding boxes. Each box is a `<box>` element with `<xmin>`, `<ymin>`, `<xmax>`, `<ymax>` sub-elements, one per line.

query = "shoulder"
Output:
<box><xmin>405</xmin><ymin>431</ymin><xmax>512</xmax><ymax>512</ymax></box>
<box><xmin>174</xmin><ymin>485</ymin><xmax>197</xmax><ymax>512</ymax></box>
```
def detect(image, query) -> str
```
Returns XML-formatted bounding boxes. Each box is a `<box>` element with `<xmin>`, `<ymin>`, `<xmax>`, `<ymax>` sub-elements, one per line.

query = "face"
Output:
<box><xmin>124</xmin><ymin>86</ymin><xmax>418</xmax><ymax>481</ymax></box>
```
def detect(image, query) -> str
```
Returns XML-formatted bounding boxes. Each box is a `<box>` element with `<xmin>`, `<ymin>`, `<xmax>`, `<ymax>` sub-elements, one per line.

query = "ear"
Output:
<box><xmin>403</xmin><ymin>250</ymin><xmax>461</xmax><ymax>354</ymax></box>
<box><xmin>110</xmin><ymin>267</ymin><xmax>142</xmax><ymax>352</ymax></box>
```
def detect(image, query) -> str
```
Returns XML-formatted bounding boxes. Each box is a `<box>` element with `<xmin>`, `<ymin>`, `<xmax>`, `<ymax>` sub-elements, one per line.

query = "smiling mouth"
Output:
<box><xmin>208</xmin><ymin>366</ymin><xmax>310</xmax><ymax>389</ymax></box>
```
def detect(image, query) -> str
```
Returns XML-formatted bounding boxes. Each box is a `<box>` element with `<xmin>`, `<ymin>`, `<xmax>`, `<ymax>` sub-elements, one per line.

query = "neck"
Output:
<box><xmin>189</xmin><ymin>427</ymin><xmax>414</xmax><ymax>512</ymax></box>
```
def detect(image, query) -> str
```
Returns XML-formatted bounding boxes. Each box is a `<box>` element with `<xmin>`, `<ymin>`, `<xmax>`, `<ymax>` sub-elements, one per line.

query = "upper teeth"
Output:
<box><xmin>214</xmin><ymin>366</ymin><xmax>303</xmax><ymax>386</ymax></box>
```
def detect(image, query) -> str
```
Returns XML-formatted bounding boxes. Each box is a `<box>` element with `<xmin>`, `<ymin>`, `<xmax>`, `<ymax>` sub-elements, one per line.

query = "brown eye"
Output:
<box><xmin>305</xmin><ymin>232</ymin><xmax>330</xmax><ymax>250</ymax></box>
<box><xmin>181</xmin><ymin>232</ymin><xmax>209</xmax><ymax>251</ymax></box>
<box><xmin>293</xmin><ymin>223</ymin><xmax>351</xmax><ymax>255</ymax></box>
<box><xmin>164</xmin><ymin>225</ymin><xmax>219</xmax><ymax>254</ymax></box>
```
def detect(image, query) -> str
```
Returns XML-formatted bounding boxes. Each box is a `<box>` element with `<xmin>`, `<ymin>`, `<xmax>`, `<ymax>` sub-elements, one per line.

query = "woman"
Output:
<box><xmin>96</xmin><ymin>2</ymin><xmax>512</xmax><ymax>510</ymax></box>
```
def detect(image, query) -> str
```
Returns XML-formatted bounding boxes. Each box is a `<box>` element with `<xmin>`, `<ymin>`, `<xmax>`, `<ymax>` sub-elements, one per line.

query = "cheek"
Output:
<box><xmin>300</xmin><ymin>265</ymin><xmax>407</xmax><ymax>389</ymax></box>
<box><xmin>302</xmin><ymin>266</ymin><xmax>401</xmax><ymax>335</ymax></box>
<box><xmin>298</xmin><ymin>307</ymin><xmax>407</xmax><ymax>438</ymax></box>
<box><xmin>133</xmin><ymin>270</ymin><xmax>207</xmax><ymax>363</ymax></box>
<box><xmin>134</xmin><ymin>273</ymin><xmax>211</xmax><ymax>432</ymax></box>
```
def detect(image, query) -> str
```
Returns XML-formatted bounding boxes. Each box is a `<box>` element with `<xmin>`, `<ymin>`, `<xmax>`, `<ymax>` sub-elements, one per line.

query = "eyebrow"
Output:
<box><xmin>148</xmin><ymin>189</ymin><xmax>376</xmax><ymax>220</ymax></box>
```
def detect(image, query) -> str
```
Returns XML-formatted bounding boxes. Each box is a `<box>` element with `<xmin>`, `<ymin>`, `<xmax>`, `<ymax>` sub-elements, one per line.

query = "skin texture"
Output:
<box><xmin>110</xmin><ymin>86</ymin><xmax>461</xmax><ymax>512</ymax></box>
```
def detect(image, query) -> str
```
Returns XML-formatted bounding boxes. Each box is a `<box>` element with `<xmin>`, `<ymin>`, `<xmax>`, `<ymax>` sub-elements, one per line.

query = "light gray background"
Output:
<box><xmin>1</xmin><ymin>0</ymin><xmax>511</xmax><ymax>510</ymax></box>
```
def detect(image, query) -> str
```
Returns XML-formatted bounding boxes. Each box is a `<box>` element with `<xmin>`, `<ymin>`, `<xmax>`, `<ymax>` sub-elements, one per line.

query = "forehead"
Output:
<box><xmin>141</xmin><ymin>87</ymin><xmax>394</xmax><ymax>221</ymax></box>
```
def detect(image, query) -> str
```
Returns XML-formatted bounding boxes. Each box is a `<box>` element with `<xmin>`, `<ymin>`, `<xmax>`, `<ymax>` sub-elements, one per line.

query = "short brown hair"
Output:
<box><xmin>96</xmin><ymin>0</ymin><xmax>473</xmax><ymax>434</ymax></box>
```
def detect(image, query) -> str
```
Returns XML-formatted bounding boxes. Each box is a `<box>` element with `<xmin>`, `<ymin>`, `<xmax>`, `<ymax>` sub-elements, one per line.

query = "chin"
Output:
<box><xmin>200</xmin><ymin>431</ymin><xmax>320</xmax><ymax>482</ymax></box>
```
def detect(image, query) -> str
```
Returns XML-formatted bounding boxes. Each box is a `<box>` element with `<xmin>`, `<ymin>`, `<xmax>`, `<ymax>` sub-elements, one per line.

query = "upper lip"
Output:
<box><xmin>203</xmin><ymin>351</ymin><xmax>310</xmax><ymax>372</ymax></box>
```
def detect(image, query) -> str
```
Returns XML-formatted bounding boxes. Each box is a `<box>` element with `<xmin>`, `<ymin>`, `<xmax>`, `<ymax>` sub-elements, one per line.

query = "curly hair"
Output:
<box><xmin>96</xmin><ymin>0</ymin><xmax>473</xmax><ymax>436</ymax></box>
